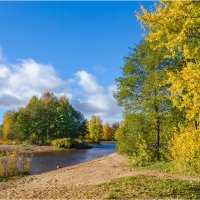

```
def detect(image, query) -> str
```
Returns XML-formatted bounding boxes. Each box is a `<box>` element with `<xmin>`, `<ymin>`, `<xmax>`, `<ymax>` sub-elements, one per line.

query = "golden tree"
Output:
<box><xmin>102</xmin><ymin>123</ymin><xmax>113</xmax><ymax>141</ymax></box>
<box><xmin>137</xmin><ymin>0</ymin><xmax>200</xmax><ymax>128</ymax></box>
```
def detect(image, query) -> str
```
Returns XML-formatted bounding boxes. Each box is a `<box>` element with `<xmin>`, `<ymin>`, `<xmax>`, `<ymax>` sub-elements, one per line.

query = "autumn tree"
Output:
<box><xmin>2</xmin><ymin>111</ymin><xmax>17</xmax><ymax>139</ymax></box>
<box><xmin>0</xmin><ymin>125</ymin><xmax>3</xmax><ymax>139</ymax></box>
<box><xmin>88</xmin><ymin>115</ymin><xmax>103</xmax><ymax>143</ymax></box>
<box><xmin>114</xmin><ymin>40</ymin><xmax>182</xmax><ymax>160</ymax></box>
<box><xmin>111</xmin><ymin>122</ymin><xmax>119</xmax><ymax>134</ymax></box>
<box><xmin>137</xmin><ymin>1</ymin><xmax>200</xmax><ymax>128</ymax></box>
<box><xmin>136</xmin><ymin>0</ymin><xmax>200</xmax><ymax>171</ymax></box>
<box><xmin>102</xmin><ymin>123</ymin><xmax>113</xmax><ymax>141</ymax></box>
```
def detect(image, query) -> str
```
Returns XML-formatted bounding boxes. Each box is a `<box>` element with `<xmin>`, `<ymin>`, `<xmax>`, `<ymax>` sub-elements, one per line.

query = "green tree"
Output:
<box><xmin>115</xmin><ymin>114</ymin><xmax>152</xmax><ymax>159</ymax></box>
<box><xmin>55</xmin><ymin>96</ymin><xmax>86</xmax><ymax>139</ymax></box>
<box><xmin>4</xmin><ymin>92</ymin><xmax>86</xmax><ymax>144</ymax></box>
<box><xmin>114</xmin><ymin>41</ymin><xmax>182</xmax><ymax>160</ymax></box>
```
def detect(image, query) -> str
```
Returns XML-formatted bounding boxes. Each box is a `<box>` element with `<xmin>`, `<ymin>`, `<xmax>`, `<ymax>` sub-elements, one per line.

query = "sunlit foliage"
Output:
<box><xmin>87</xmin><ymin>115</ymin><xmax>103</xmax><ymax>143</ymax></box>
<box><xmin>115</xmin><ymin>0</ymin><xmax>199</xmax><ymax>172</ymax></box>
<box><xmin>1</xmin><ymin>92</ymin><xmax>86</xmax><ymax>144</ymax></box>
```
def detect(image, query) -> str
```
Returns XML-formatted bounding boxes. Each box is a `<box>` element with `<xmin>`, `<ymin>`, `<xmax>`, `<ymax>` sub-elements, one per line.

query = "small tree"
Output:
<box><xmin>2</xmin><ymin>111</ymin><xmax>17</xmax><ymax>140</ymax></box>
<box><xmin>88</xmin><ymin>115</ymin><xmax>103</xmax><ymax>143</ymax></box>
<box><xmin>102</xmin><ymin>123</ymin><xmax>113</xmax><ymax>141</ymax></box>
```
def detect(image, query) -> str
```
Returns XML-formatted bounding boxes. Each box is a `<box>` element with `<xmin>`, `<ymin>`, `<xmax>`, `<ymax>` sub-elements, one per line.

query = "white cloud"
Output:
<box><xmin>75</xmin><ymin>71</ymin><xmax>103</xmax><ymax>94</ymax></box>
<box><xmin>0</xmin><ymin>59</ymin><xmax>72</xmax><ymax>109</ymax></box>
<box><xmin>0</xmin><ymin>54</ymin><xmax>122</xmax><ymax>123</ymax></box>
<box><xmin>73</xmin><ymin>71</ymin><xmax>122</xmax><ymax>124</ymax></box>
<box><xmin>0</xmin><ymin>65</ymin><xmax>10</xmax><ymax>80</ymax></box>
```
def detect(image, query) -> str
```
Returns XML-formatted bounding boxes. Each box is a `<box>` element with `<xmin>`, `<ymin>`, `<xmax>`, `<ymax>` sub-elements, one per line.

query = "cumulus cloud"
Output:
<box><xmin>73</xmin><ymin>71</ymin><xmax>122</xmax><ymax>123</ymax></box>
<box><xmin>0</xmin><ymin>59</ymin><xmax>72</xmax><ymax>109</ymax></box>
<box><xmin>0</xmin><ymin>54</ymin><xmax>122</xmax><ymax>123</ymax></box>
<box><xmin>75</xmin><ymin>71</ymin><xmax>103</xmax><ymax>94</ymax></box>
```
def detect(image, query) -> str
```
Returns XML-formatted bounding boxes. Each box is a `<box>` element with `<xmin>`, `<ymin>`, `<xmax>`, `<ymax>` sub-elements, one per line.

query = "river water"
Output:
<box><xmin>30</xmin><ymin>142</ymin><xmax>116</xmax><ymax>174</ymax></box>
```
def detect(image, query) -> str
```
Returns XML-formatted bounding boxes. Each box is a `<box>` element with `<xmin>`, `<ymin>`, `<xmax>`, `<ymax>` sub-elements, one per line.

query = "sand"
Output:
<box><xmin>0</xmin><ymin>152</ymin><xmax>199</xmax><ymax>199</ymax></box>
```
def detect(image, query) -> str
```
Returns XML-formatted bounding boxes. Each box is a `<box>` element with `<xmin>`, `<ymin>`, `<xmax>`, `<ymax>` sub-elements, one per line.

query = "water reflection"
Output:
<box><xmin>30</xmin><ymin>142</ymin><xmax>116</xmax><ymax>174</ymax></box>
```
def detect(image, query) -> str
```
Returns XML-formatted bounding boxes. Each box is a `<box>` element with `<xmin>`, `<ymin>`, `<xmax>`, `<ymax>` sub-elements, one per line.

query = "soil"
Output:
<box><xmin>0</xmin><ymin>152</ymin><xmax>199</xmax><ymax>199</ymax></box>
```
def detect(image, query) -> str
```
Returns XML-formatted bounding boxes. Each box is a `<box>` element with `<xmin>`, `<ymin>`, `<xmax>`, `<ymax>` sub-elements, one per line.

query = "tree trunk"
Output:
<box><xmin>156</xmin><ymin>117</ymin><xmax>160</xmax><ymax>160</ymax></box>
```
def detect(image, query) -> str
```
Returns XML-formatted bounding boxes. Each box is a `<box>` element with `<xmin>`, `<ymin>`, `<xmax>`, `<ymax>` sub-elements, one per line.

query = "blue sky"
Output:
<box><xmin>0</xmin><ymin>1</ymin><xmax>155</xmax><ymax>124</ymax></box>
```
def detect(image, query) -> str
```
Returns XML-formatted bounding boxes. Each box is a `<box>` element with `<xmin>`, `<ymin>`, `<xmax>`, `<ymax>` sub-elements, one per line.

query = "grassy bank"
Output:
<box><xmin>85</xmin><ymin>175</ymin><xmax>200</xmax><ymax>199</ymax></box>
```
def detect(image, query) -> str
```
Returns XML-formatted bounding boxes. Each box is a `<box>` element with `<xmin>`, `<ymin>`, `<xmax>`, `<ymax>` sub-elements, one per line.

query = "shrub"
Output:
<box><xmin>169</xmin><ymin>125</ymin><xmax>200</xmax><ymax>175</ymax></box>
<box><xmin>51</xmin><ymin>138</ymin><xmax>74</xmax><ymax>149</ymax></box>
<box><xmin>0</xmin><ymin>139</ymin><xmax>19</xmax><ymax>145</ymax></box>
<box><xmin>0</xmin><ymin>149</ymin><xmax>31</xmax><ymax>178</ymax></box>
<box><xmin>29</xmin><ymin>133</ymin><xmax>38</xmax><ymax>144</ymax></box>
<box><xmin>129</xmin><ymin>142</ymin><xmax>152</xmax><ymax>166</ymax></box>
<box><xmin>115</xmin><ymin>114</ymin><xmax>152</xmax><ymax>165</ymax></box>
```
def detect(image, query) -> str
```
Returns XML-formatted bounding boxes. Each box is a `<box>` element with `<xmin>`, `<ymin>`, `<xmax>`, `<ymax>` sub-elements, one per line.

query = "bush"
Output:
<box><xmin>29</xmin><ymin>133</ymin><xmax>38</xmax><ymax>144</ymax></box>
<box><xmin>169</xmin><ymin>125</ymin><xmax>200</xmax><ymax>175</ymax></box>
<box><xmin>129</xmin><ymin>143</ymin><xmax>152</xmax><ymax>166</ymax></box>
<box><xmin>51</xmin><ymin>138</ymin><xmax>74</xmax><ymax>149</ymax></box>
<box><xmin>0</xmin><ymin>149</ymin><xmax>31</xmax><ymax>178</ymax></box>
<box><xmin>0</xmin><ymin>139</ymin><xmax>19</xmax><ymax>145</ymax></box>
<box><xmin>115</xmin><ymin>114</ymin><xmax>152</xmax><ymax>165</ymax></box>
<box><xmin>73</xmin><ymin>139</ymin><xmax>91</xmax><ymax>149</ymax></box>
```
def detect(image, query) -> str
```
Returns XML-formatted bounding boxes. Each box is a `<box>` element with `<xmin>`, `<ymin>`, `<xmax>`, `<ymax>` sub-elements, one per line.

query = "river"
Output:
<box><xmin>30</xmin><ymin>142</ymin><xmax>116</xmax><ymax>174</ymax></box>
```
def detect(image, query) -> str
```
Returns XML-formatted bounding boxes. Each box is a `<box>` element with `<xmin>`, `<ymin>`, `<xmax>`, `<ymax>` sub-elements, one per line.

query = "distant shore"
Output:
<box><xmin>0</xmin><ymin>141</ymin><xmax>114</xmax><ymax>154</ymax></box>
<box><xmin>0</xmin><ymin>144</ymin><xmax>62</xmax><ymax>154</ymax></box>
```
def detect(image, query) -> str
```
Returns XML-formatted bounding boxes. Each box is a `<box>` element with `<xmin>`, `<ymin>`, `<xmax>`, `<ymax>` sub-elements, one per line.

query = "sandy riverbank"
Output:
<box><xmin>0</xmin><ymin>152</ymin><xmax>200</xmax><ymax>199</ymax></box>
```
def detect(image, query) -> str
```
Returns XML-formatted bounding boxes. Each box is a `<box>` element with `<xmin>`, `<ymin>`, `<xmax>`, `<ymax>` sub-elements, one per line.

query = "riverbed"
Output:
<box><xmin>30</xmin><ymin>142</ymin><xmax>116</xmax><ymax>174</ymax></box>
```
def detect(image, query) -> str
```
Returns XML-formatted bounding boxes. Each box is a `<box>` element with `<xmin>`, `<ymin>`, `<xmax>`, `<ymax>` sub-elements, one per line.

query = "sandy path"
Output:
<box><xmin>0</xmin><ymin>153</ymin><xmax>200</xmax><ymax>199</ymax></box>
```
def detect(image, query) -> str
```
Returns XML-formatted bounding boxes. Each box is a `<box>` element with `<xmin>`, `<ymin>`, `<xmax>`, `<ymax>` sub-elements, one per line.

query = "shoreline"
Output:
<box><xmin>0</xmin><ymin>144</ymin><xmax>63</xmax><ymax>154</ymax></box>
<box><xmin>0</xmin><ymin>141</ymin><xmax>115</xmax><ymax>154</ymax></box>
<box><xmin>0</xmin><ymin>152</ymin><xmax>200</xmax><ymax>199</ymax></box>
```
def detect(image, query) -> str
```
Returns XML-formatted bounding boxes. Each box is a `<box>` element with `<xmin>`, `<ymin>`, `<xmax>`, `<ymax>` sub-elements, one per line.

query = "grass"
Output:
<box><xmin>133</xmin><ymin>160</ymin><xmax>172</xmax><ymax>172</ymax></box>
<box><xmin>0</xmin><ymin>172</ymin><xmax>25</xmax><ymax>182</ymax></box>
<box><xmin>85</xmin><ymin>175</ymin><xmax>200</xmax><ymax>199</ymax></box>
<box><xmin>133</xmin><ymin>160</ymin><xmax>200</xmax><ymax>177</ymax></box>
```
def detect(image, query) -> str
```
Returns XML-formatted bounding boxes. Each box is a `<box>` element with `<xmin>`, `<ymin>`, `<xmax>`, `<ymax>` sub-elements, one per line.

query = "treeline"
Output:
<box><xmin>1</xmin><ymin>92</ymin><xmax>86</xmax><ymax>144</ymax></box>
<box><xmin>85</xmin><ymin>115</ymin><xmax>119</xmax><ymax>143</ymax></box>
<box><xmin>0</xmin><ymin>92</ymin><xmax>119</xmax><ymax>145</ymax></box>
<box><xmin>114</xmin><ymin>1</ymin><xmax>200</xmax><ymax>174</ymax></box>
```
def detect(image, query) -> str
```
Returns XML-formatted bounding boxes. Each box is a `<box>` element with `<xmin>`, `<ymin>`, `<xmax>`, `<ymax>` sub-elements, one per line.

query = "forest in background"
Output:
<box><xmin>0</xmin><ymin>92</ymin><xmax>118</xmax><ymax>147</ymax></box>
<box><xmin>114</xmin><ymin>1</ymin><xmax>200</xmax><ymax>175</ymax></box>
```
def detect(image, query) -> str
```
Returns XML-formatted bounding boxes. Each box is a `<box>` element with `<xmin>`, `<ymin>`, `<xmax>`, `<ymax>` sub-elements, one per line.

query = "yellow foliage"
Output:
<box><xmin>88</xmin><ymin>116</ymin><xmax>103</xmax><ymax>143</ymax></box>
<box><xmin>137</xmin><ymin>1</ymin><xmax>200</xmax><ymax>59</ymax></box>
<box><xmin>169</xmin><ymin>125</ymin><xmax>200</xmax><ymax>174</ymax></box>
<box><xmin>137</xmin><ymin>0</ymin><xmax>200</xmax><ymax>124</ymax></box>
<box><xmin>0</xmin><ymin>149</ymin><xmax>31</xmax><ymax>177</ymax></box>
<box><xmin>102</xmin><ymin>123</ymin><xmax>113</xmax><ymax>141</ymax></box>
<box><xmin>167</xmin><ymin>61</ymin><xmax>200</xmax><ymax>121</ymax></box>
<box><xmin>0</xmin><ymin>139</ymin><xmax>19</xmax><ymax>145</ymax></box>
<box><xmin>2</xmin><ymin>112</ymin><xmax>16</xmax><ymax>139</ymax></box>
